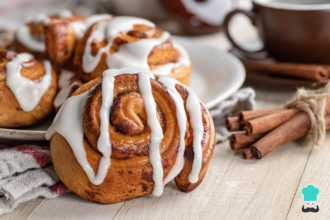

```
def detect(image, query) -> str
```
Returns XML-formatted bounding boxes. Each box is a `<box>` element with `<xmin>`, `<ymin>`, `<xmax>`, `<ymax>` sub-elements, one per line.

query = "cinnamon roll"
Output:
<box><xmin>0</xmin><ymin>49</ymin><xmax>57</xmax><ymax>127</ymax></box>
<box><xmin>44</xmin><ymin>15</ymin><xmax>192</xmax><ymax>85</ymax></box>
<box><xmin>14</xmin><ymin>10</ymin><xmax>84</xmax><ymax>60</ymax></box>
<box><xmin>47</xmin><ymin>67</ymin><xmax>214</xmax><ymax>204</ymax></box>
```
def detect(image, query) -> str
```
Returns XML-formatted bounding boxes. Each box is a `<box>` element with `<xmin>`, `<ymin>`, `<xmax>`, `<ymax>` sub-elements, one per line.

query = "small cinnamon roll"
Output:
<box><xmin>0</xmin><ymin>49</ymin><xmax>57</xmax><ymax>127</ymax></box>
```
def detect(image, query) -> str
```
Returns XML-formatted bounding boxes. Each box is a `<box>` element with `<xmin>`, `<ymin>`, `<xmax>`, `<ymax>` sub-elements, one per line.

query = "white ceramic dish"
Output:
<box><xmin>0</xmin><ymin>37</ymin><xmax>245</xmax><ymax>144</ymax></box>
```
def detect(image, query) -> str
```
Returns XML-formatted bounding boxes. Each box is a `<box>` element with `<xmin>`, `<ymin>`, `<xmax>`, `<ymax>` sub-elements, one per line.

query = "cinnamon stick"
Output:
<box><xmin>243</xmin><ymin>148</ymin><xmax>254</xmax><ymax>159</ymax></box>
<box><xmin>251</xmin><ymin>112</ymin><xmax>310</xmax><ymax>159</ymax></box>
<box><xmin>239</xmin><ymin>107</ymin><xmax>287</xmax><ymax>126</ymax></box>
<box><xmin>245</xmin><ymin>108</ymin><xmax>300</xmax><ymax>135</ymax></box>
<box><xmin>226</xmin><ymin>116</ymin><xmax>242</xmax><ymax>132</ymax></box>
<box><xmin>243</xmin><ymin>61</ymin><xmax>329</xmax><ymax>82</ymax></box>
<box><xmin>229</xmin><ymin>133</ymin><xmax>264</xmax><ymax>150</ymax></box>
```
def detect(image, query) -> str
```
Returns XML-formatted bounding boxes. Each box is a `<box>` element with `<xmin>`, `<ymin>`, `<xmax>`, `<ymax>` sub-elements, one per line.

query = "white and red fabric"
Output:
<box><xmin>0</xmin><ymin>145</ymin><xmax>68</xmax><ymax>215</ymax></box>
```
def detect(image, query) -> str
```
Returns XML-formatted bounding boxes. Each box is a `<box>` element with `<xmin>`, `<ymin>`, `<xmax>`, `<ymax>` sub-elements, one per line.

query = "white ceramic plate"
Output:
<box><xmin>0</xmin><ymin>37</ymin><xmax>245</xmax><ymax>144</ymax></box>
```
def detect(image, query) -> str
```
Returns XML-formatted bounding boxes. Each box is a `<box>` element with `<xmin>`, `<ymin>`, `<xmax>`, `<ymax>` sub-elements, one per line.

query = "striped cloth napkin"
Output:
<box><xmin>210</xmin><ymin>87</ymin><xmax>256</xmax><ymax>142</ymax></box>
<box><xmin>0</xmin><ymin>145</ymin><xmax>68</xmax><ymax>216</ymax></box>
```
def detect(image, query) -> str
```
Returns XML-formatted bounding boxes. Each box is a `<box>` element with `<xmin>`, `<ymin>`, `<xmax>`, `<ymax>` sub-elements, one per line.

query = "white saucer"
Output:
<box><xmin>0</xmin><ymin>37</ymin><xmax>245</xmax><ymax>144</ymax></box>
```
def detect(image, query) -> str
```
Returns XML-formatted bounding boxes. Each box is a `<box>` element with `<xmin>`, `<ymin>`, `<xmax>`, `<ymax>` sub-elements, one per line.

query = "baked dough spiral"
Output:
<box><xmin>47</xmin><ymin>68</ymin><xmax>214</xmax><ymax>204</ymax></box>
<box><xmin>0</xmin><ymin>49</ymin><xmax>57</xmax><ymax>127</ymax></box>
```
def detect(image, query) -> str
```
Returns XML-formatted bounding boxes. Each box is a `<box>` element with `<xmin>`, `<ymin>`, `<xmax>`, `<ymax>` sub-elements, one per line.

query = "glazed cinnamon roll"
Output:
<box><xmin>47</xmin><ymin>67</ymin><xmax>214</xmax><ymax>204</ymax></box>
<box><xmin>0</xmin><ymin>49</ymin><xmax>57</xmax><ymax>127</ymax></box>
<box><xmin>44</xmin><ymin>15</ymin><xmax>192</xmax><ymax>85</ymax></box>
<box><xmin>14</xmin><ymin>10</ymin><xmax>84</xmax><ymax>60</ymax></box>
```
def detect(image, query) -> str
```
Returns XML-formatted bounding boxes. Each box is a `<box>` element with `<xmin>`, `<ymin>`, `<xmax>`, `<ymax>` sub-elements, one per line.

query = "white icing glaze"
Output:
<box><xmin>107</xmin><ymin>31</ymin><xmax>169</xmax><ymax>70</ymax></box>
<box><xmin>158</xmin><ymin>76</ymin><xmax>187</xmax><ymax>186</ymax></box>
<box><xmin>58</xmin><ymin>69</ymin><xmax>75</xmax><ymax>89</ymax></box>
<box><xmin>54</xmin><ymin>83</ymin><xmax>78</xmax><ymax>108</ymax></box>
<box><xmin>152</xmin><ymin>43</ymin><xmax>191</xmax><ymax>76</ymax></box>
<box><xmin>137</xmin><ymin>72</ymin><xmax>164</xmax><ymax>196</ymax></box>
<box><xmin>54</xmin><ymin>70</ymin><xmax>77</xmax><ymax>108</ymax></box>
<box><xmin>16</xmin><ymin>25</ymin><xmax>45</xmax><ymax>52</ymax></box>
<box><xmin>84</xmin><ymin>14</ymin><xmax>113</xmax><ymax>30</ymax></box>
<box><xmin>81</xmin><ymin>16</ymin><xmax>190</xmax><ymax>76</ymax></box>
<box><xmin>82</xmin><ymin>16</ymin><xmax>155</xmax><ymax>73</ymax></box>
<box><xmin>6</xmin><ymin>53</ymin><xmax>52</xmax><ymax>112</ymax></box>
<box><xmin>57</xmin><ymin>9</ymin><xmax>73</xmax><ymax>18</ymax></box>
<box><xmin>72</xmin><ymin>22</ymin><xmax>87</xmax><ymax>40</ymax></box>
<box><xmin>25</xmin><ymin>13</ymin><xmax>50</xmax><ymax>24</ymax></box>
<box><xmin>72</xmin><ymin>14</ymin><xmax>113</xmax><ymax>40</ymax></box>
<box><xmin>46</xmin><ymin>67</ymin><xmax>204</xmax><ymax>195</ymax></box>
<box><xmin>184</xmin><ymin>86</ymin><xmax>203</xmax><ymax>183</ymax></box>
<box><xmin>46</xmin><ymin>88</ymin><xmax>103</xmax><ymax>183</ymax></box>
<box><xmin>159</xmin><ymin>76</ymin><xmax>203</xmax><ymax>184</ymax></box>
<box><xmin>54</xmin><ymin>70</ymin><xmax>77</xmax><ymax>107</ymax></box>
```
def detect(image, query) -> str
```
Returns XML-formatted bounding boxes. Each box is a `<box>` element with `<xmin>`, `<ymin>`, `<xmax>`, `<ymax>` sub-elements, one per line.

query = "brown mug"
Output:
<box><xmin>224</xmin><ymin>0</ymin><xmax>330</xmax><ymax>64</ymax></box>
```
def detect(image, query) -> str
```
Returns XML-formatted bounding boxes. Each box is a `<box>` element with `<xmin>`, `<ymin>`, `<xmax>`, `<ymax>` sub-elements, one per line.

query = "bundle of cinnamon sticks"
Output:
<box><xmin>226</xmin><ymin>100</ymin><xmax>330</xmax><ymax>159</ymax></box>
<box><xmin>243</xmin><ymin>61</ymin><xmax>330</xmax><ymax>82</ymax></box>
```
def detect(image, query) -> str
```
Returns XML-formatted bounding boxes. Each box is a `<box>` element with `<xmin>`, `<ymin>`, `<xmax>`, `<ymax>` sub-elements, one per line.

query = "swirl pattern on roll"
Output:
<box><xmin>46</xmin><ymin>67</ymin><xmax>215</xmax><ymax>204</ymax></box>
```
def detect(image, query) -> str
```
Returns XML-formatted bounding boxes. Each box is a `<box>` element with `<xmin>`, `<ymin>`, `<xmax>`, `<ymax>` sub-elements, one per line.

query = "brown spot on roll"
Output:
<box><xmin>184</xmin><ymin>143</ymin><xmax>194</xmax><ymax>161</ymax></box>
<box><xmin>141</xmin><ymin>183</ymin><xmax>149</xmax><ymax>192</ymax></box>
<box><xmin>84</xmin><ymin>190</ymin><xmax>102</xmax><ymax>199</ymax></box>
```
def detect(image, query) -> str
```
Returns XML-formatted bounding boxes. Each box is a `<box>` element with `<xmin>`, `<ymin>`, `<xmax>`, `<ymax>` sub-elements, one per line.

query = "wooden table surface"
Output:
<box><xmin>2</xmin><ymin>1</ymin><xmax>330</xmax><ymax>219</ymax></box>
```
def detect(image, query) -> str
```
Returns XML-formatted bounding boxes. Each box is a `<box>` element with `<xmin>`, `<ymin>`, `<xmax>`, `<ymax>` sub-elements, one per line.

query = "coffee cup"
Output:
<box><xmin>223</xmin><ymin>0</ymin><xmax>330</xmax><ymax>64</ymax></box>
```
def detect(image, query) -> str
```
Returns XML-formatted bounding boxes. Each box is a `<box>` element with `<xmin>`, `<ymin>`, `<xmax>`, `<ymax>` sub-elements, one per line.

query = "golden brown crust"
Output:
<box><xmin>50</xmin><ymin>73</ymin><xmax>215</xmax><ymax>204</ymax></box>
<box><xmin>0</xmin><ymin>49</ymin><xmax>57</xmax><ymax>127</ymax></box>
<box><xmin>44</xmin><ymin>15</ymin><xmax>85</xmax><ymax>66</ymax></box>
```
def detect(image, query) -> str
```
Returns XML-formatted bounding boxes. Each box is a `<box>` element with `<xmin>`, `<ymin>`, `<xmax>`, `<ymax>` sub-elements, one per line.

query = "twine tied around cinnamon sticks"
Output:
<box><xmin>226</xmin><ymin>81</ymin><xmax>330</xmax><ymax>159</ymax></box>
<box><xmin>285</xmin><ymin>81</ymin><xmax>330</xmax><ymax>145</ymax></box>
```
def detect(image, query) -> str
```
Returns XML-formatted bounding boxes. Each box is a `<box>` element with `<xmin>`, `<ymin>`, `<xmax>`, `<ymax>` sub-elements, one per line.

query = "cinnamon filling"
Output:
<box><xmin>83</xmin><ymin>75</ymin><xmax>178</xmax><ymax>159</ymax></box>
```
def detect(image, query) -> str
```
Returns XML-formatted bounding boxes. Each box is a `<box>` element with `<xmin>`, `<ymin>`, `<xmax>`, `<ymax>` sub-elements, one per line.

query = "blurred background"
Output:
<box><xmin>0</xmin><ymin>0</ymin><xmax>257</xmax><ymax>48</ymax></box>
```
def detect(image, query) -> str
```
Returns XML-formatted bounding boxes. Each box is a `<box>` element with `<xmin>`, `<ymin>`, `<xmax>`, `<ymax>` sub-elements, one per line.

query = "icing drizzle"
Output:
<box><xmin>46</xmin><ymin>67</ymin><xmax>203</xmax><ymax>196</ymax></box>
<box><xmin>81</xmin><ymin>16</ymin><xmax>191</xmax><ymax>76</ymax></box>
<box><xmin>6</xmin><ymin>53</ymin><xmax>52</xmax><ymax>112</ymax></box>
<box><xmin>54</xmin><ymin>70</ymin><xmax>78</xmax><ymax>108</ymax></box>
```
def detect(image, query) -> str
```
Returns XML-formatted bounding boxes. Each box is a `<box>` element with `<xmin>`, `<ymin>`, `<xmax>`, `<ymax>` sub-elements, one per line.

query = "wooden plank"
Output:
<box><xmin>29</xmin><ymin>193</ymin><xmax>124</xmax><ymax>220</ymax></box>
<box><xmin>0</xmin><ymin>198</ymin><xmax>45</xmax><ymax>220</ymax></box>
<box><xmin>197</xmin><ymin>86</ymin><xmax>313</xmax><ymax>220</ymax></box>
<box><xmin>200</xmin><ymin>140</ymin><xmax>313</xmax><ymax>220</ymax></box>
<box><xmin>287</xmin><ymin>134</ymin><xmax>330</xmax><ymax>220</ymax></box>
<box><xmin>112</xmin><ymin>141</ymin><xmax>235</xmax><ymax>220</ymax></box>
